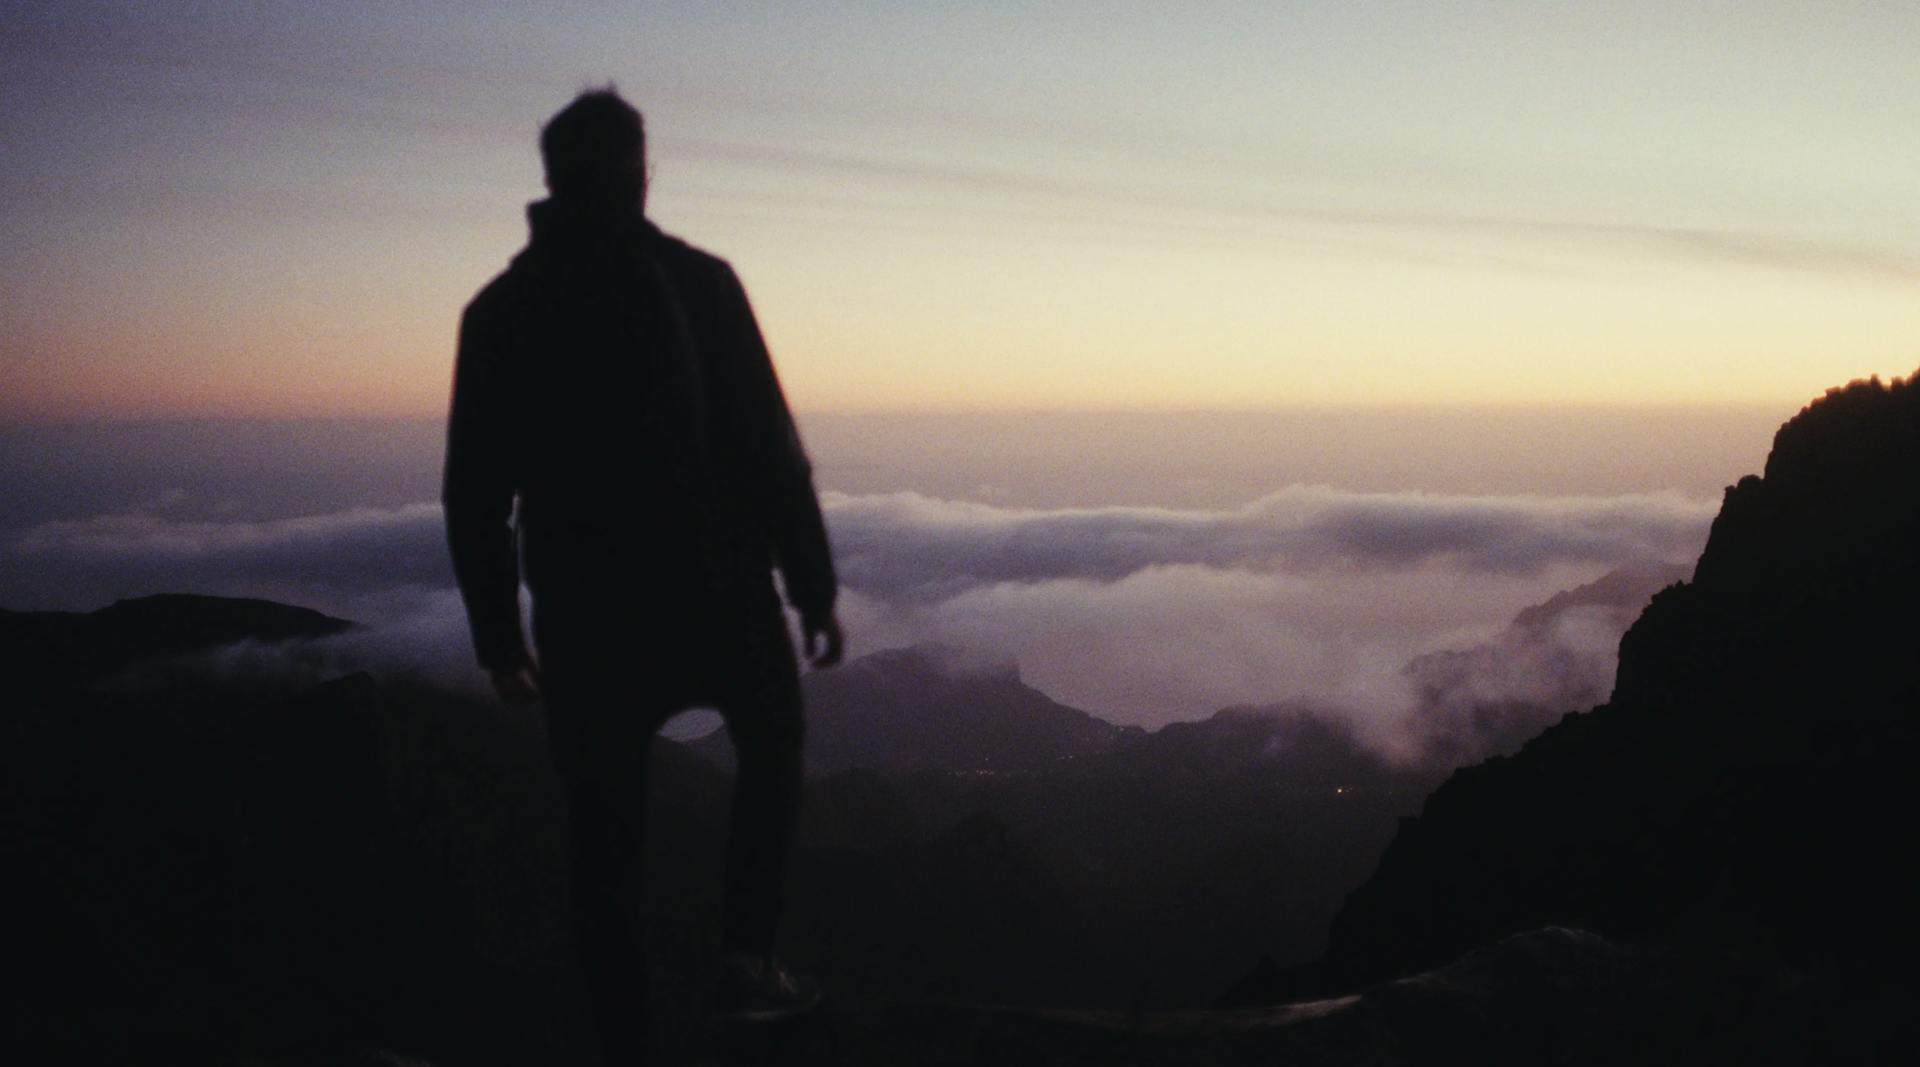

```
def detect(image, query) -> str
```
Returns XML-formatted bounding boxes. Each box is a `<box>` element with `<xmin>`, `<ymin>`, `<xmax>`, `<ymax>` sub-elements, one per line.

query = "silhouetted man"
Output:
<box><xmin>444</xmin><ymin>89</ymin><xmax>843</xmax><ymax>1061</ymax></box>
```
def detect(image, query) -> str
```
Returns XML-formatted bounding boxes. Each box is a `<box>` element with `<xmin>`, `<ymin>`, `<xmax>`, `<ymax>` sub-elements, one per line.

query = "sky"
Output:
<box><xmin>1</xmin><ymin>3</ymin><xmax>1912</xmax><ymax>729</ymax></box>
<box><xmin>3</xmin><ymin>1</ymin><xmax>1917</xmax><ymax>417</ymax></box>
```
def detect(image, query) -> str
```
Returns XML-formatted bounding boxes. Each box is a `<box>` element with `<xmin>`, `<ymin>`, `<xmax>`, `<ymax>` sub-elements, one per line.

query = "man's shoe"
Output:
<box><xmin>716</xmin><ymin>951</ymin><xmax>824</xmax><ymax>1024</ymax></box>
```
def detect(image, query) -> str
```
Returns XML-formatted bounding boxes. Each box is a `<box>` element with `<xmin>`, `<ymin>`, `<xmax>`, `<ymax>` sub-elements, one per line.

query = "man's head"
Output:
<box><xmin>540</xmin><ymin>88</ymin><xmax>647</xmax><ymax>210</ymax></box>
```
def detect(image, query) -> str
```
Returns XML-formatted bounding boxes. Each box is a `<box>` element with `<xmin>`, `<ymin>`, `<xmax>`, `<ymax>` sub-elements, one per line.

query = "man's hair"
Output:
<box><xmin>540</xmin><ymin>88</ymin><xmax>646</xmax><ymax>202</ymax></box>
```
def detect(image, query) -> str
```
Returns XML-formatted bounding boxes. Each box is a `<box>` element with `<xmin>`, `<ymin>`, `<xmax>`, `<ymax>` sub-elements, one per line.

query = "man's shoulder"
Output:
<box><xmin>649</xmin><ymin>227</ymin><xmax>741</xmax><ymax>289</ymax></box>
<box><xmin>462</xmin><ymin>266</ymin><xmax>533</xmax><ymax>325</ymax></box>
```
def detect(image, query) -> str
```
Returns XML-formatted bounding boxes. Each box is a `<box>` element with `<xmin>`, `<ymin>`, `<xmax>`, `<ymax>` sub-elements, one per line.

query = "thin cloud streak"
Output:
<box><xmin>673</xmin><ymin>138</ymin><xmax>1920</xmax><ymax>282</ymax></box>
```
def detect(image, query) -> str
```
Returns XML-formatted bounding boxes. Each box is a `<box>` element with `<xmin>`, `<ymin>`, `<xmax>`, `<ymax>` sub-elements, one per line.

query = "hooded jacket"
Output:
<box><xmin>444</xmin><ymin>199</ymin><xmax>836</xmax><ymax>670</ymax></box>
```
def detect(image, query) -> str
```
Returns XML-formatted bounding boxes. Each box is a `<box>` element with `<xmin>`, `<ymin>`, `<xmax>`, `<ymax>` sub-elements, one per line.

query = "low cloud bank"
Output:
<box><xmin>834</xmin><ymin>559</ymin><xmax>1665</xmax><ymax>738</ymax></box>
<box><xmin>2</xmin><ymin>487</ymin><xmax>1713</xmax><ymax>736</ymax></box>
<box><xmin>826</xmin><ymin>487</ymin><xmax>1712</xmax><ymax>595</ymax></box>
<box><xmin>123</xmin><ymin>587</ymin><xmax>491</xmax><ymax>699</ymax></box>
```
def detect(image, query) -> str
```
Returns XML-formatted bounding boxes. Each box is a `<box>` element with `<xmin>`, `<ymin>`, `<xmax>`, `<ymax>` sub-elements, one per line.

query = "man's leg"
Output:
<box><xmin>542</xmin><ymin>652</ymin><xmax>663</xmax><ymax>1064</ymax></box>
<box><xmin>716</xmin><ymin>608</ymin><xmax>806</xmax><ymax>956</ymax></box>
<box><xmin>566</xmin><ymin>770</ymin><xmax>652</xmax><ymax>1062</ymax></box>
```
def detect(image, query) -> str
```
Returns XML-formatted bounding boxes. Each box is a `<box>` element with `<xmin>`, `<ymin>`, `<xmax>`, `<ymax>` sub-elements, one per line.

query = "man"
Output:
<box><xmin>444</xmin><ymin>89</ymin><xmax>843</xmax><ymax>1059</ymax></box>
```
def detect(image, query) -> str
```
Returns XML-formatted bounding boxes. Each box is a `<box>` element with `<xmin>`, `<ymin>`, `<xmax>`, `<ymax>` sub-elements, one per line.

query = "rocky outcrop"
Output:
<box><xmin>1323</xmin><ymin>372</ymin><xmax>1920</xmax><ymax>987</ymax></box>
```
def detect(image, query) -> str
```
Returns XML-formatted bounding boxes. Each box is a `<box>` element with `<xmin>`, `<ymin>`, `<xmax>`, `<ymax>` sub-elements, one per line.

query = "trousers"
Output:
<box><xmin>533</xmin><ymin>588</ymin><xmax>804</xmax><ymax>1059</ymax></box>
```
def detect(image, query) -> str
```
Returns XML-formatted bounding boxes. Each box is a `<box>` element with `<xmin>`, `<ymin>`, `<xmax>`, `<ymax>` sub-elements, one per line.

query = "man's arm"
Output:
<box><xmin>716</xmin><ymin>266</ymin><xmax>843</xmax><ymax>664</ymax></box>
<box><xmin>443</xmin><ymin>294</ymin><xmax>535</xmax><ymax>679</ymax></box>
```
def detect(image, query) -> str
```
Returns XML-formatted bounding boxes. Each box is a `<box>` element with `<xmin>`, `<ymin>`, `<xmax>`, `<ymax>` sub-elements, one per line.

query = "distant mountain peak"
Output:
<box><xmin>696</xmin><ymin>641</ymin><xmax>1125</xmax><ymax>775</ymax></box>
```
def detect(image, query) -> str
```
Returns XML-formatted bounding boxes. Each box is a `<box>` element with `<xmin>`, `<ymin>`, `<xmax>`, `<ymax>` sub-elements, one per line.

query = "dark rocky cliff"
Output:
<box><xmin>1323</xmin><ymin>372</ymin><xmax>1920</xmax><ymax>987</ymax></box>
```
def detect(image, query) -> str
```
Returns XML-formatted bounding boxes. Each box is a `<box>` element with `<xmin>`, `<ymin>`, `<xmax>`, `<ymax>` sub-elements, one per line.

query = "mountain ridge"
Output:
<box><xmin>2</xmin><ymin>592</ymin><xmax>353</xmax><ymax>698</ymax></box>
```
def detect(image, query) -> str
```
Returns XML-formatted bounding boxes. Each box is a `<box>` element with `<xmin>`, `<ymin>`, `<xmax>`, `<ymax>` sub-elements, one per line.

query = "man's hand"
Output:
<box><xmin>489</xmin><ymin>661</ymin><xmax>542</xmax><ymax>705</ymax></box>
<box><xmin>801</xmin><ymin>612</ymin><xmax>845</xmax><ymax>669</ymax></box>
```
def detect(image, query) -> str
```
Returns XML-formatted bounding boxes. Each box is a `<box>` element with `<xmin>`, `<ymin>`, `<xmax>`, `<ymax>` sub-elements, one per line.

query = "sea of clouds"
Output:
<box><xmin>0</xmin><ymin>485</ymin><xmax>1714</xmax><ymax>732</ymax></box>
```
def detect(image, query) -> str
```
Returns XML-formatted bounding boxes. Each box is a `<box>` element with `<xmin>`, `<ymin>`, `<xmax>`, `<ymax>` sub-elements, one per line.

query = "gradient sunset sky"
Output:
<box><xmin>3</xmin><ymin>1</ymin><xmax>1916</xmax><ymax>417</ymax></box>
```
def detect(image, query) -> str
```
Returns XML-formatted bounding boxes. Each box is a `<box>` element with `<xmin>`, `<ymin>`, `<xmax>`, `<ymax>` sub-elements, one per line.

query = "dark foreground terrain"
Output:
<box><xmin>5</xmin><ymin>371</ymin><xmax>1918</xmax><ymax>1064</ymax></box>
